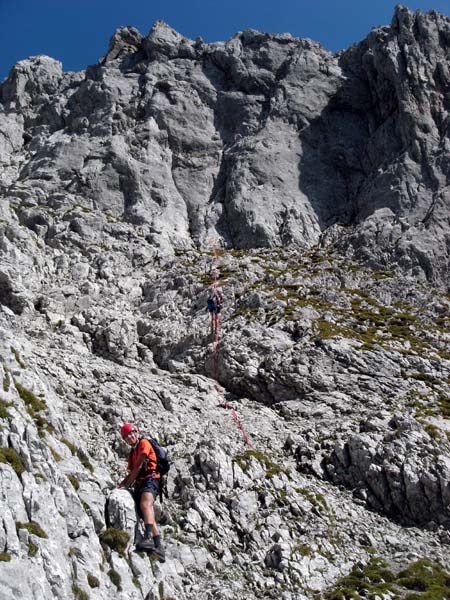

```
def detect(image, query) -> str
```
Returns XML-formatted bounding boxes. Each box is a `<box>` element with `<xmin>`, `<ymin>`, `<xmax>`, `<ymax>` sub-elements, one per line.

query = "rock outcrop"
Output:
<box><xmin>1</xmin><ymin>6</ymin><xmax>450</xmax><ymax>284</ymax></box>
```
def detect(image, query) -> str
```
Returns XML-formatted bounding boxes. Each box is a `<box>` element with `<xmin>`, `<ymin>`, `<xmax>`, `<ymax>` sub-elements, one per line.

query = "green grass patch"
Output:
<box><xmin>11</xmin><ymin>347</ymin><xmax>25</xmax><ymax>368</ymax></box>
<box><xmin>424</xmin><ymin>423</ymin><xmax>442</xmax><ymax>441</ymax></box>
<box><xmin>435</xmin><ymin>316</ymin><xmax>450</xmax><ymax>328</ymax></box>
<box><xmin>350</xmin><ymin>298</ymin><xmax>392</xmax><ymax>327</ymax></box>
<box><xmin>230</xmin><ymin>306</ymin><xmax>259</xmax><ymax>322</ymax></box>
<box><xmin>16</xmin><ymin>521</ymin><xmax>48</xmax><ymax>539</ymax></box>
<box><xmin>107</xmin><ymin>569</ymin><xmax>122</xmax><ymax>591</ymax></box>
<box><xmin>68</xmin><ymin>547</ymin><xmax>83</xmax><ymax>558</ymax></box>
<box><xmin>316</xmin><ymin>319</ymin><xmax>358</xmax><ymax>342</ymax></box>
<box><xmin>14</xmin><ymin>381</ymin><xmax>46</xmax><ymax>413</ymax></box>
<box><xmin>319</xmin><ymin>557</ymin><xmax>396</xmax><ymax>599</ymax></box>
<box><xmin>99</xmin><ymin>528</ymin><xmax>130</xmax><ymax>555</ymax></box>
<box><xmin>372</xmin><ymin>270</ymin><xmax>394</xmax><ymax>280</ymax></box>
<box><xmin>291</xmin><ymin>543</ymin><xmax>313</xmax><ymax>557</ymax></box>
<box><xmin>198</xmin><ymin>265</ymin><xmax>235</xmax><ymax>286</ymax></box>
<box><xmin>50</xmin><ymin>447</ymin><xmax>62</xmax><ymax>462</ymax></box>
<box><xmin>0</xmin><ymin>447</ymin><xmax>26</xmax><ymax>475</ymax></box>
<box><xmin>296</xmin><ymin>488</ymin><xmax>329</xmax><ymax>512</ymax></box>
<box><xmin>438</xmin><ymin>394</ymin><xmax>450</xmax><ymax>418</ymax></box>
<box><xmin>87</xmin><ymin>574</ymin><xmax>100</xmax><ymax>588</ymax></box>
<box><xmin>77</xmin><ymin>449</ymin><xmax>94</xmax><ymax>474</ymax></box>
<box><xmin>225</xmin><ymin>249</ymin><xmax>249</xmax><ymax>258</ymax></box>
<box><xmin>234</xmin><ymin>449</ymin><xmax>290</xmax><ymax>479</ymax></box>
<box><xmin>68</xmin><ymin>474</ymin><xmax>80</xmax><ymax>490</ymax></box>
<box><xmin>397</xmin><ymin>558</ymin><xmax>450</xmax><ymax>598</ymax></box>
<box><xmin>308</xmin><ymin>252</ymin><xmax>325</xmax><ymax>264</ymax></box>
<box><xmin>407</xmin><ymin>393</ymin><xmax>436</xmax><ymax>419</ymax></box>
<box><xmin>393</xmin><ymin>312</ymin><xmax>418</xmax><ymax>324</ymax></box>
<box><xmin>3</xmin><ymin>368</ymin><xmax>10</xmax><ymax>392</ymax></box>
<box><xmin>314</xmin><ymin>294</ymin><xmax>438</xmax><ymax>356</ymax></box>
<box><xmin>410</xmin><ymin>372</ymin><xmax>438</xmax><ymax>385</ymax></box>
<box><xmin>34</xmin><ymin>414</ymin><xmax>55</xmax><ymax>437</ymax></box>
<box><xmin>72</xmin><ymin>585</ymin><xmax>90</xmax><ymax>600</ymax></box>
<box><xmin>320</xmin><ymin>557</ymin><xmax>450</xmax><ymax>600</ymax></box>
<box><xmin>0</xmin><ymin>552</ymin><xmax>11</xmax><ymax>561</ymax></box>
<box><xmin>0</xmin><ymin>398</ymin><xmax>12</xmax><ymax>419</ymax></box>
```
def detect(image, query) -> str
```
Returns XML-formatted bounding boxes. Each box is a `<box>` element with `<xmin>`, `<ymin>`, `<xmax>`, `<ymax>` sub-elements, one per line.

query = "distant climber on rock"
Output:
<box><xmin>117</xmin><ymin>423</ymin><xmax>165</xmax><ymax>560</ymax></box>
<box><xmin>207</xmin><ymin>287</ymin><xmax>224</xmax><ymax>335</ymax></box>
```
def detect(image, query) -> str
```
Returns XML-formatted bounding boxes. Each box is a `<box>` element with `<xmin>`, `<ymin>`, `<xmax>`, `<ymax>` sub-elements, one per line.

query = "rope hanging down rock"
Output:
<box><xmin>210</xmin><ymin>241</ymin><xmax>251</xmax><ymax>448</ymax></box>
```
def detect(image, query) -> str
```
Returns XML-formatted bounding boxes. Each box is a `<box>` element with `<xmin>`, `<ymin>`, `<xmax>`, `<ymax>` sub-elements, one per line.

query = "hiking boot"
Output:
<box><xmin>151</xmin><ymin>544</ymin><xmax>166</xmax><ymax>562</ymax></box>
<box><xmin>136</xmin><ymin>537</ymin><xmax>154</xmax><ymax>552</ymax></box>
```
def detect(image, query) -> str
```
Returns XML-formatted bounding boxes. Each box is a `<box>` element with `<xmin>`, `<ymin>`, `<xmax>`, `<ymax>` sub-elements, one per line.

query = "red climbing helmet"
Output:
<box><xmin>120</xmin><ymin>423</ymin><xmax>137</xmax><ymax>438</ymax></box>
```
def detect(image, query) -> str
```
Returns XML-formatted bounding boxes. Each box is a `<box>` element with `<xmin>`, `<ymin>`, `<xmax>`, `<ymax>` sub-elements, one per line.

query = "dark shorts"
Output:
<box><xmin>208</xmin><ymin>306</ymin><xmax>221</xmax><ymax>314</ymax></box>
<box><xmin>134</xmin><ymin>477</ymin><xmax>159</xmax><ymax>501</ymax></box>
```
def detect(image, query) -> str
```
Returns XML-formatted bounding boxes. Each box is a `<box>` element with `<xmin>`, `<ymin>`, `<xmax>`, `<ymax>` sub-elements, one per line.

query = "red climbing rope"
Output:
<box><xmin>210</xmin><ymin>241</ymin><xmax>251</xmax><ymax>448</ymax></box>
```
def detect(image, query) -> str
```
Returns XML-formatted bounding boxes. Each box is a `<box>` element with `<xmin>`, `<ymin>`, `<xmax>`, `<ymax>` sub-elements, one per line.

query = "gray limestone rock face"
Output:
<box><xmin>1</xmin><ymin>55</ymin><xmax>63</xmax><ymax>111</ymax></box>
<box><xmin>324</xmin><ymin>413</ymin><xmax>450</xmax><ymax>527</ymax></box>
<box><xmin>102</xmin><ymin>26</ymin><xmax>144</xmax><ymax>64</ymax></box>
<box><xmin>2</xmin><ymin>7</ymin><xmax>450</xmax><ymax>284</ymax></box>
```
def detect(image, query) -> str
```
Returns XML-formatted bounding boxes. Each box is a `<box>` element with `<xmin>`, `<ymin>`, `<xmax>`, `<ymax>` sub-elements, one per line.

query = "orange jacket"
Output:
<box><xmin>127</xmin><ymin>439</ymin><xmax>160</xmax><ymax>483</ymax></box>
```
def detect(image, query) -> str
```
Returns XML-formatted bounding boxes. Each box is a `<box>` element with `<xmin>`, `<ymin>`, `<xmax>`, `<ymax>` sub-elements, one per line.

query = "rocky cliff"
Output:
<box><xmin>1</xmin><ymin>5</ymin><xmax>450</xmax><ymax>600</ymax></box>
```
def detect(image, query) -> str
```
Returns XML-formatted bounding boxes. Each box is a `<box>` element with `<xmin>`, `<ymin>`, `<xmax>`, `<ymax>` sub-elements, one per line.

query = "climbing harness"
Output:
<box><xmin>210</xmin><ymin>241</ymin><xmax>251</xmax><ymax>448</ymax></box>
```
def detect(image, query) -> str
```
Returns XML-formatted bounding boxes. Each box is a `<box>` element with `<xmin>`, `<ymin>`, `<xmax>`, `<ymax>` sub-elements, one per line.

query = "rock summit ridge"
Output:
<box><xmin>1</xmin><ymin>5</ymin><xmax>450</xmax><ymax>285</ymax></box>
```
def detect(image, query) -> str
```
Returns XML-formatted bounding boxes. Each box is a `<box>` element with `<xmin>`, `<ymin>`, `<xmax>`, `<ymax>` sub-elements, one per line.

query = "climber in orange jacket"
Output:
<box><xmin>118</xmin><ymin>423</ymin><xmax>165</xmax><ymax>560</ymax></box>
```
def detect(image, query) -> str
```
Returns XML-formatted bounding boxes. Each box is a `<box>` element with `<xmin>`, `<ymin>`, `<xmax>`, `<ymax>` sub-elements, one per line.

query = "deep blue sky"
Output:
<box><xmin>1</xmin><ymin>0</ymin><xmax>449</xmax><ymax>82</ymax></box>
